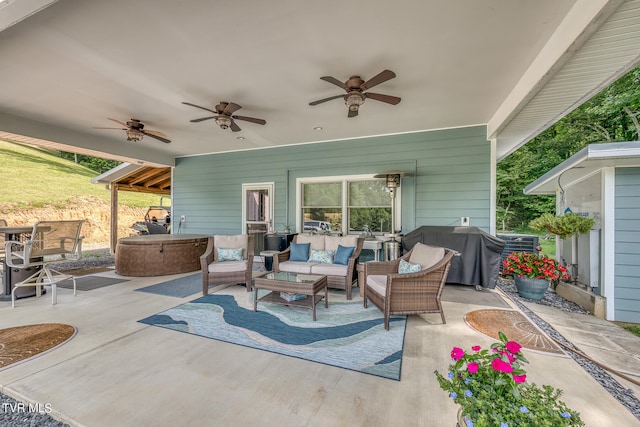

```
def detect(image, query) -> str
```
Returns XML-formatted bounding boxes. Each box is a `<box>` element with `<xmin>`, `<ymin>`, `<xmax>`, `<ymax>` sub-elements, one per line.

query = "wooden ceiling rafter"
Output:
<box><xmin>113</xmin><ymin>166</ymin><xmax>172</xmax><ymax>195</ymax></box>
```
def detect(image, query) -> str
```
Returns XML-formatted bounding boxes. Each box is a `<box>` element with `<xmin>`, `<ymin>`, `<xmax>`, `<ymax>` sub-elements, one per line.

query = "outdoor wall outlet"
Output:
<box><xmin>180</xmin><ymin>215</ymin><xmax>186</xmax><ymax>223</ymax></box>
<box><xmin>461</xmin><ymin>216</ymin><xmax>470</xmax><ymax>226</ymax></box>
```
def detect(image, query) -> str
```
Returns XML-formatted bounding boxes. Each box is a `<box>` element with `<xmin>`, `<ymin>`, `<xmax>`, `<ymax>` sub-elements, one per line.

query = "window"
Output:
<box><xmin>348</xmin><ymin>180</ymin><xmax>392</xmax><ymax>233</ymax></box>
<box><xmin>298</xmin><ymin>176</ymin><xmax>395</xmax><ymax>235</ymax></box>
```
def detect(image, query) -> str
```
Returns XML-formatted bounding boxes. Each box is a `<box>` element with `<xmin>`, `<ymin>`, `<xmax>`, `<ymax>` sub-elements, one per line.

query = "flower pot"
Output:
<box><xmin>456</xmin><ymin>408</ymin><xmax>471</xmax><ymax>427</ymax></box>
<box><xmin>514</xmin><ymin>276</ymin><xmax>549</xmax><ymax>300</ymax></box>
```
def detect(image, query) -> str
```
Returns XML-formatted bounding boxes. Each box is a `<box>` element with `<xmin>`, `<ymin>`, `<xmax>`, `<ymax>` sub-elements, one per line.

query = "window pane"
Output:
<box><xmin>246</xmin><ymin>189</ymin><xmax>268</xmax><ymax>221</ymax></box>
<box><xmin>302</xmin><ymin>208</ymin><xmax>342</xmax><ymax>232</ymax></box>
<box><xmin>303</xmin><ymin>182</ymin><xmax>341</xmax><ymax>206</ymax></box>
<box><xmin>349</xmin><ymin>180</ymin><xmax>390</xmax><ymax>207</ymax></box>
<box><xmin>349</xmin><ymin>207</ymin><xmax>392</xmax><ymax>233</ymax></box>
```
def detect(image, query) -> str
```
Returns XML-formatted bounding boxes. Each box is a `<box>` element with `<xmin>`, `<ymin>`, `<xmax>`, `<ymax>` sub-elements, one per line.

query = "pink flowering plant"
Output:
<box><xmin>434</xmin><ymin>332</ymin><xmax>584</xmax><ymax>426</ymax></box>
<box><xmin>502</xmin><ymin>252</ymin><xmax>569</xmax><ymax>281</ymax></box>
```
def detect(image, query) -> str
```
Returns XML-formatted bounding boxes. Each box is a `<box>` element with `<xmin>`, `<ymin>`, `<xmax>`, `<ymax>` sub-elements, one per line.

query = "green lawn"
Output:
<box><xmin>0</xmin><ymin>140</ymin><xmax>158</xmax><ymax>210</ymax></box>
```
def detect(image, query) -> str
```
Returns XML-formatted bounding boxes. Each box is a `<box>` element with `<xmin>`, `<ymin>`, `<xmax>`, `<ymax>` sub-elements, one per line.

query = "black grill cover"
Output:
<box><xmin>401</xmin><ymin>226</ymin><xmax>506</xmax><ymax>289</ymax></box>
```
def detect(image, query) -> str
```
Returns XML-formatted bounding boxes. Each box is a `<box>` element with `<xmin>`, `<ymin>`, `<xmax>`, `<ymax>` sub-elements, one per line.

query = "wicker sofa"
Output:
<box><xmin>272</xmin><ymin>234</ymin><xmax>364</xmax><ymax>300</ymax></box>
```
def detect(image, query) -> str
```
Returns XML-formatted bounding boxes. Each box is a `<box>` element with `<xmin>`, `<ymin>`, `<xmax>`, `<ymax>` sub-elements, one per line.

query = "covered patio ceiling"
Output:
<box><xmin>1</xmin><ymin>0</ymin><xmax>640</xmax><ymax>166</ymax></box>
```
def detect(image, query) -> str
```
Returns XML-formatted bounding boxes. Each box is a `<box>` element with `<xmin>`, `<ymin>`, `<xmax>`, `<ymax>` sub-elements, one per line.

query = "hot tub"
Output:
<box><xmin>115</xmin><ymin>234</ymin><xmax>209</xmax><ymax>277</ymax></box>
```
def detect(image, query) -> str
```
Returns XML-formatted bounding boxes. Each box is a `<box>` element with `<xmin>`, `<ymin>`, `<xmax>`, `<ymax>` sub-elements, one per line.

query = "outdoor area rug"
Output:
<box><xmin>0</xmin><ymin>323</ymin><xmax>76</xmax><ymax>371</ymax></box>
<box><xmin>139</xmin><ymin>286</ymin><xmax>407</xmax><ymax>380</ymax></box>
<box><xmin>57</xmin><ymin>275</ymin><xmax>129</xmax><ymax>291</ymax></box>
<box><xmin>442</xmin><ymin>284</ymin><xmax>511</xmax><ymax>308</ymax></box>
<box><xmin>465</xmin><ymin>309</ymin><xmax>565</xmax><ymax>355</ymax></box>
<box><xmin>136</xmin><ymin>273</ymin><xmax>201</xmax><ymax>298</ymax></box>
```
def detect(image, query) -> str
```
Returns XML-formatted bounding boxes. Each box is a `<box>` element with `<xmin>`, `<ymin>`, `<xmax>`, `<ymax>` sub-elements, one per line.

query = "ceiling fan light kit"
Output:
<box><xmin>125</xmin><ymin>129</ymin><xmax>144</xmax><ymax>142</ymax></box>
<box><xmin>215</xmin><ymin>116</ymin><xmax>232</xmax><ymax>130</ymax></box>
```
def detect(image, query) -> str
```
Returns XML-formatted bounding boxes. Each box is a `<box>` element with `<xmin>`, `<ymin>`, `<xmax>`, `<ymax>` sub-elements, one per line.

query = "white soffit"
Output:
<box><xmin>492</xmin><ymin>0</ymin><xmax>640</xmax><ymax>161</ymax></box>
<box><xmin>0</xmin><ymin>0</ymin><xmax>57</xmax><ymax>31</ymax></box>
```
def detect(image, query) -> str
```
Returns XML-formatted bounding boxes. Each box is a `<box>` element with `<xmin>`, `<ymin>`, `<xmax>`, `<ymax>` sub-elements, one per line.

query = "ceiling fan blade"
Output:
<box><xmin>309</xmin><ymin>94</ymin><xmax>345</xmax><ymax>106</ymax></box>
<box><xmin>144</xmin><ymin>129</ymin><xmax>168</xmax><ymax>138</ymax></box>
<box><xmin>348</xmin><ymin>108</ymin><xmax>359</xmax><ymax>118</ymax></box>
<box><xmin>182</xmin><ymin>102</ymin><xmax>217</xmax><ymax>114</ymax></box>
<box><xmin>190</xmin><ymin>116</ymin><xmax>217</xmax><ymax>123</ymax></box>
<box><xmin>223</xmin><ymin>102</ymin><xmax>242</xmax><ymax>116</ymax></box>
<box><xmin>320</xmin><ymin>76</ymin><xmax>348</xmax><ymax>90</ymax></box>
<box><xmin>365</xmin><ymin>92</ymin><xmax>401</xmax><ymax>105</ymax></box>
<box><xmin>94</xmin><ymin>127</ymin><xmax>126</xmax><ymax>130</ymax></box>
<box><xmin>230</xmin><ymin>119</ymin><xmax>242</xmax><ymax>132</ymax></box>
<box><xmin>232</xmin><ymin>115</ymin><xmax>266</xmax><ymax>125</ymax></box>
<box><xmin>107</xmin><ymin>118</ymin><xmax>129</xmax><ymax>127</ymax></box>
<box><xmin>142</xmin><ymin>130</ymin><xmax>171</xmax><ymax>144</ymax></box>
<box><xmin>361</xmin><ymin>70</ymin><xmax>396</xmax><ymax>90</ymax></box>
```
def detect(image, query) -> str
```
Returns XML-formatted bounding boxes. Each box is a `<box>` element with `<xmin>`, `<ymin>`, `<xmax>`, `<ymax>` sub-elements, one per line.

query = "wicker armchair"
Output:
<box><xmin>363</xmin><ymin>243</ymin><xmax>456</xmax><ymax>330</ymax></box>
<box><xmin>201</xmin><ymin>234</ymin><xmax>254</xmax><ymax>295</ymax></box>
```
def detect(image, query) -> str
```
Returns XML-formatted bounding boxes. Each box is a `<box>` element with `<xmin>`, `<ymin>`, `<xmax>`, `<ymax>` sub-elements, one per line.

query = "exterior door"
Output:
<box><xmin>242</xmin><ymin>183</ymin><xmax>274</xmax><ymax>255</ymax></box>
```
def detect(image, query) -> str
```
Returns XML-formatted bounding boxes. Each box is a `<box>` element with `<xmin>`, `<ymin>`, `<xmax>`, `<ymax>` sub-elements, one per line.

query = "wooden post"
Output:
<box><xmin>110</xmin><ymin>183</ymin><xmax>118</xmax><ymax>254</ymax></box>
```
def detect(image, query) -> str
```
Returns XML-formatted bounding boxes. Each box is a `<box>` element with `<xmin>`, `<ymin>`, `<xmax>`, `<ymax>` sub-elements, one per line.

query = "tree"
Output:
<box><xmin>497</xmin><ymin>66</ymin><xmax>640</xmax><ymax>230</ymax></box>
<box><xmin>57</xmin><ymin>152</ymin><xmax>120</xmax><ymax>174</ymax></box>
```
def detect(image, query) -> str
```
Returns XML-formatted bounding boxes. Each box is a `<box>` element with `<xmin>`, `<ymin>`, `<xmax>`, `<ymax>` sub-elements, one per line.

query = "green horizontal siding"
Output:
<box><xmin>614</xmin><ymin>167</ymin><xmax>640</xmax><ymax>323</ymax></box>
<box><xmin>173</xmin><ymin>126</ymin><xmax>491</xmax><ymax>235</ymax></box>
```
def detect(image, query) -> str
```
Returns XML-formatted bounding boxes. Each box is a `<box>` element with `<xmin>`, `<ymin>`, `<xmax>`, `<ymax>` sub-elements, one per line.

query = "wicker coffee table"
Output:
<box><xmin>253</xmin><ymin>272</ymin><xmax>328</xmax><ymax>321</ymax></box>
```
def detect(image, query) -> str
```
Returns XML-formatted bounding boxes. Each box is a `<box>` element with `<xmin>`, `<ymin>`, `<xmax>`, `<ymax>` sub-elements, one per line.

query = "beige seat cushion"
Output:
<box><xmin>310</xmin><ymin>263</ymin><xmax>348</xmax><ymax>277</ymax></box>
<box><xmin>366</xmin><ymin>274</ymin><xmax>387</xmax><ymax>296</ymax></box>
<box><xmin>408</xmin><ymin>243</ymin><xmax>445</xmax><ymax>270</ymax></box>
<box><xmin>213</xmin><ymin>235</ymin><xmax>248</xmax><ymax>261</ymax></box>
<box><xmin>208</xmin><ymin>260</ymin><xmax>248</xmax><ymax>273</ymax></box>
<box><xmin>279</xmin><ymin>261</ymin><xmax>316</xmax><ymax>274</ymax></box>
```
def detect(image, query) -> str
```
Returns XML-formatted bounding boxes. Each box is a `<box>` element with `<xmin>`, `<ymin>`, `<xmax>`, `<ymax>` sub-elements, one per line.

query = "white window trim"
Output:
<box><xmin>296</xmin><ymin>174</ymin><xmax>401</xmax><ymax>235</ymax></box>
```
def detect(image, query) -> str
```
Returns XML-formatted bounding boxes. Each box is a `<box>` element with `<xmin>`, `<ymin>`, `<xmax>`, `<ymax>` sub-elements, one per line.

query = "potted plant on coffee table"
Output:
<box><xmin>502</xmin><ymin>252</ymin><xmax>569</xmax><ymax>300</ymax></box>
<box><xmin>434</xmin><ymin>332</ymin><xmax>584</xmax><ymax>427</ymax></box>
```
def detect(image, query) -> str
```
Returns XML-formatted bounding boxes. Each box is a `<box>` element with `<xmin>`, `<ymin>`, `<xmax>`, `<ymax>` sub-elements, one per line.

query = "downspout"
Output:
<box><xmin>490</xmin><ymin>139</ymin><xmax>497</xmax><ymax>235</ymax></box>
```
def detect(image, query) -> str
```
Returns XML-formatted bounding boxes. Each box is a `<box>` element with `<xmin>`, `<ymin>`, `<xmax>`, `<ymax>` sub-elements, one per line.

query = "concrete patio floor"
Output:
<box><xmin>0</xmin><ymin>270</ymin><xmax>638</xmax><ymax>427</ymax></box>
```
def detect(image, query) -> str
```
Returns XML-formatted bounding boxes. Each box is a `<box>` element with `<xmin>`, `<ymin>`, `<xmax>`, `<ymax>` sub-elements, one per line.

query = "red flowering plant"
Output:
<box><xmin>502</xmin><ymin>252</ymin><xmax>569</xmax><ymax>282</ymax></box>
<box><xmin>434</xmin><ymin>332</ymin><xmax>584</xmax><ymax>426</ymax></box>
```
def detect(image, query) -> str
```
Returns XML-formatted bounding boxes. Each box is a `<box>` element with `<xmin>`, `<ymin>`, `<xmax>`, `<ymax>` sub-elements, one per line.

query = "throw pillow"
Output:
<box><xmin>309</xmin><ymin>249</ymin><xmax>335</xmax><ymax>264</ymax></box>
<box><xmin>289</xmin><ymin>242</ymin><xmax>311</xmax><ymax>262</ymax></box>
<box><xmin>333</xmin><ymin>245</ymin><xmax>355</xmax><ymax>265</ymax></box>
<box><xmin>398</xmin><ymin>258</ymin><xmax>421</xmax><ymax>274</ymax></box>
<box><xmin>217</xmin><ymin>247</ymin><xmax>243</xmax><ymax>261</ymax></box>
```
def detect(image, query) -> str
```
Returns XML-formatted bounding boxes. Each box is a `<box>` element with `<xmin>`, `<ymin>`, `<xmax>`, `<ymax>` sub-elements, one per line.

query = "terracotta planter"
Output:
<box><xmin>514</xmin><ymin>276</ymin><xmax>549</xmax><ymax>300</ymax></box>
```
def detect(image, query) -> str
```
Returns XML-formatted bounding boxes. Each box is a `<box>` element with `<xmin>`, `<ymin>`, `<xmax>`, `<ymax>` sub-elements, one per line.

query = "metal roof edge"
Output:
<box><xmin>91</xmin><ymin>162</ymin><xmax>139</xmax><ymax>184</ymax></box>
<box><xmin>524</xmin><ymin>141</ymin><xmax>640</xmax><ymax>194</ymax></box>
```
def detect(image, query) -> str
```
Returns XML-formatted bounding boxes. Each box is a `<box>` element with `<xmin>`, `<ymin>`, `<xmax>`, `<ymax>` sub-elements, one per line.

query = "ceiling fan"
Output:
<box><xmin>182</xmin><ymin>101</ymin><xmax>266</xmax><ymax>132</ymax></box>
<box><xmin>94</xmin><ymin>118</ymin><xmax>171</xmax><ymax>143</ymax></box>
<box><xmin>309</xmin><ymin>69</ymin><xmax>401</xmax><ymax>117</ymax></box>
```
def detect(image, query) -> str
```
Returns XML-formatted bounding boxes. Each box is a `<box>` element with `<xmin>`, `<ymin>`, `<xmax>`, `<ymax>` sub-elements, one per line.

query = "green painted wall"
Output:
<box><xmin>172</xmin><ymin>126</ymin><xmax>491</xmax><ymax>235</ymax></box>
<box><xmin>614</xmin><ymin>167</ymin><xmax>640</xmax><ymax>323</ymax></box>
